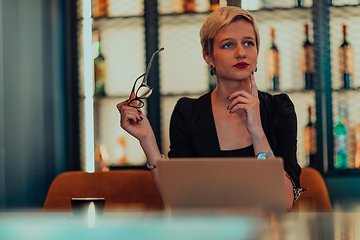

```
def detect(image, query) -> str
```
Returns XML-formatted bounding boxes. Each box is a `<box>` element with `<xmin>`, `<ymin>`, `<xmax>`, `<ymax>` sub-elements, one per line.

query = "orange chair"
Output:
<box><xmin>43</xmin><ymin>170</ymin><xmax>164</xmax><ymax>212</ymax></box>
<box><xmin>291</xmin><ymin>167</ymin><xmax>332</xmax><ymax>212</ymax></box>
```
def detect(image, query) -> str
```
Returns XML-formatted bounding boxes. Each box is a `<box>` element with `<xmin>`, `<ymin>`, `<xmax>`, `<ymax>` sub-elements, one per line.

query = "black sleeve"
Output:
<box><xmin>167</xmin><ymin>97</ymin><xmax>196</xmax><ymax>158</ymax></box>
<box><xmin>273</xmin><ymin>94</ymin><xmax>301</xmax><ymax>189</ymax></box>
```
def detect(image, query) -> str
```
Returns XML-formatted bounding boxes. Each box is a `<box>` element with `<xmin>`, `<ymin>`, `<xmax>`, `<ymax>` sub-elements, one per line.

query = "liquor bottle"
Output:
<box><xmin>355</xmin><ymin>123</ymin><xmax>360</xmax><ymax>168</ymax></box>
<box><xmin>92</xmin><ymin>31</ymin><xmax>106</xmax><ymax>96</ymax></box>
<box><xmin>183</xmin><ymin>0</ymin><xmax>195</xmax><ymax>13</ymax></box>
<box><xmin>334</xmin><ymin>106</ymin><xmax>348</xmax><ymax>169</ymax></box>
<box><xmin>301</xmin><ymin>24</ymin><xmax>314</xmax><ymax>90</ymax></box>
<box><xmin>210</xmin><ymin>0</ymin><xmax>220</xmax><ymax>11</ymax></box>
<box><xmin>227</xmin><ymin>0</ymin><xmax>242</xmax><ymax>7</ymax></box>
<box><xmin>304</xmin><ymin>106</ymin><xmax>316</xmax><ymax>167</ymax></box>
<box><xmin>295</xmin><ymin>0</ymin><xmax>302</xmax><ymax>7</ymax></box>
<box><xmin>339</xmin><ymin>24</ymin><xmax>353</xmax><ymax>89</ymax></box>
<box><xmin>92</xmin><ymin>0</ymin><xmax>108</xmax><ymax>18</ymax></box>
<box><xmin>266</xmin><ymin>27</ymin><xmax>279</xmax><ymax>91</ymax></box>
<box><xmin>295</xmin><ymin>0</ymin><xmax>312</xmax><ymax>7</ymax></box>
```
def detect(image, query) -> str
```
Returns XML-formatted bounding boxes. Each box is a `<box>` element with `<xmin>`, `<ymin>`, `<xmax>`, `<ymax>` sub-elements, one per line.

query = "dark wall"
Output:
<box><xmin>0</xmin><ymin>0</ymin><xmax>67</xmax><ymax>209</ymax></box>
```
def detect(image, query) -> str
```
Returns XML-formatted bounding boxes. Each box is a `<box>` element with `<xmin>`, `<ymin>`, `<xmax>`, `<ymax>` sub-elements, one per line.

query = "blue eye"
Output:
<box><xmin>245</xmin><ymin>41</ymin><xmax>254</xmax><ymax>47</ymax></box>
<box><xmin>223</xmin><ymin>43</ymin><xmax>232</xmax><ymax>49</ymax></box>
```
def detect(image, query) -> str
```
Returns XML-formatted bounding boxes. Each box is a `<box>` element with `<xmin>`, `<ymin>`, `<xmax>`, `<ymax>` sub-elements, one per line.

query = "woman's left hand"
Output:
<box><xmin>227</xmin><ymin>72</ymin><xmax>263</xmax><ymax>136</ymax></box>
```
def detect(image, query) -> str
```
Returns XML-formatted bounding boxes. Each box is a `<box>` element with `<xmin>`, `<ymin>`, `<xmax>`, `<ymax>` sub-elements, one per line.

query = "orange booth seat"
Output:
<box><xmin>43</xmin><ymin>170</ymin><xmax>164</xmax><ymax>212</ymax></box>
<box><xmin>43</xmin><ymin>167</ymin><xmax>331</xmax><ymax>213</ymax></box>
<box><xmin>291</xmin><ymin>167</ymin><xmax>333</xmax><ymax>212</ymax></box>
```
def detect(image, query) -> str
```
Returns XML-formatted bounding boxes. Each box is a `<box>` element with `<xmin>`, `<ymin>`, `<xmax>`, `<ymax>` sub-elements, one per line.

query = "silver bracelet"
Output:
<box><xmin>146</xmin><ymin>154</ymin><xmax>165</xmax><ymax>169</ymax></box>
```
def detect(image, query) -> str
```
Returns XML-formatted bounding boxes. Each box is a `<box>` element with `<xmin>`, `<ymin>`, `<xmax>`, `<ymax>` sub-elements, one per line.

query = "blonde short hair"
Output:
<box><xmin>200</xmin><ymin>6</ymin><xmax>260</xmax><ymax>55</ymax></box>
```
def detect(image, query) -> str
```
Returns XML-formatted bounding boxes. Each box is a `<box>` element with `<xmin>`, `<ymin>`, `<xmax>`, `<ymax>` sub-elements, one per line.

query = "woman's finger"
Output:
<box><xmin>117</xmin><ymin>91</ymin><xmax>138</xmax><ymax>111</ymax></box>
<box><xmin>123</xmin><ymin>111</ymin><xmax>143</xmax><ymax>124</ymax></box>
<box><xmin>228</xmin><ymin>96</ymin><xmax>250</xmax><ymax>110</ymax></box>
<box><xmin>122</xmin><ymin>107</ymin><xmax>142</xmax><ymax>119</ymax></box>
<box><xmin>250</xmin><ymin>72</ymin><xmax>258</xmax><ymax>98</ymax></box>
<box><xmin>229</xmin><ymin>103</ymin><xmax>248</xmax><ymax>114</ymax></box>
<box><xmin>228</xmin><ymin>89</ymin><xmax>252</xmax><ymax>100</ymax></box>
<box><xmin>227</xmin><ymin>90</ymin><xmax>253</xmax><ymax>109</ymax></box>
<box><xmin>128</xmin><ymin>92</ymin><xmax>142</xmax><ymax>108</ymax></box>
<box><xmin>122</xmin><ymin>113</ymin><xmax>138</xmax><ymax>124</ymax></box>
<box><xmin>128</xmin><ymin>92</ymin><xmax>136</xmax><ymax>101</ymax></box>
<box><xmin>117</xmin><ymin>99</ymin><xmax>130</xmax><ymax>110</ymax></box>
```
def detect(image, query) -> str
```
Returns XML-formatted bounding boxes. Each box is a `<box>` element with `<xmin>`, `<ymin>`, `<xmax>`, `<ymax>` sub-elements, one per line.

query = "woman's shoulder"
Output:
<box><xmin>258</xmin><ymin>91</ymin><xmax>296</xmax><ymax>125</ymax></box>
<box><xmin>258</xmin><ymin>91</ymin><xmax>294</xmax><ymax>111</ymax></box>
<box><xmin>174</xmin><ymin>91</ymin><xmax>212</xmax><ymax>112</ymax></box>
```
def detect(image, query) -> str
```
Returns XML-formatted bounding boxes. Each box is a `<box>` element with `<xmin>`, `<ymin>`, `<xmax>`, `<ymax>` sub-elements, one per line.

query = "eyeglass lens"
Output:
<box><xmin>134</xmin><ymin>80</ymin><xmax>153</xmax><ymax>99</ymax></box>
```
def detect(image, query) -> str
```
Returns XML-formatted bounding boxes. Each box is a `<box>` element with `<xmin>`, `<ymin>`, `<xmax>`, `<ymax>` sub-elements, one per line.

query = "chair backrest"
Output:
<box><xmin>43</xmin><ymin>170</ymin><xmax>164</xmax><ymax>212</ymax></box>
<box><xmin>291</xmin><ymin>167</ymin><xmax>332</xmax><ymax>212</ymax></box>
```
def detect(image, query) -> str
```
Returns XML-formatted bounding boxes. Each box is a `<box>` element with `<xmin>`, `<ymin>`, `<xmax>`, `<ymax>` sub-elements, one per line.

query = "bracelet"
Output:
<box><xmin>146</xmin><ymin>154</ymin><xmax>166</xmax><ymax>169</ymax></box>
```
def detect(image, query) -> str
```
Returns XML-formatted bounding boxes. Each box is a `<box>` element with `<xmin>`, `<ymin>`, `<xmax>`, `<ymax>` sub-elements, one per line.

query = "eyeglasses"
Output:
<box><xmin>127</xmin><ymin>47</ymin><xmax>164</xmax><ymax>108</ymax></box>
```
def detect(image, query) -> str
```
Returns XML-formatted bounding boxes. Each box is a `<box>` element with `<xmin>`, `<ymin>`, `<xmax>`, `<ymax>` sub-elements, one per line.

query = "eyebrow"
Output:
<box><xmin>219</xmin><ymin>38</ymin><xmax>232</xmax><ymax>44</ymax></box>
<box><xmin>243</xmin><ymin>36</ymin><xmax>255</xmax><ymax>41</ymax></box>
<box><xmin>218</xmin><ymin>36</ymin><xmax>255</xmax><ymax>44</ymax></box>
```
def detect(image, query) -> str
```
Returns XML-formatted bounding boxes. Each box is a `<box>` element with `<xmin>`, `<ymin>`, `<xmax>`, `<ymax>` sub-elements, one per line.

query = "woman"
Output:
<box><xmin>117</xmin><ymin>6</ymin><xmax>303</xmax><ymax>211</ymax></box>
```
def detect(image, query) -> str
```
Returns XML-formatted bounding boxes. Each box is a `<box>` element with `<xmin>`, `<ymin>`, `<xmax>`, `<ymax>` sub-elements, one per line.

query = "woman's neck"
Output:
<box><xmin>212</xmin><ymin>77</ymin><xmax>251</xmax><ymax>107</ymax></box>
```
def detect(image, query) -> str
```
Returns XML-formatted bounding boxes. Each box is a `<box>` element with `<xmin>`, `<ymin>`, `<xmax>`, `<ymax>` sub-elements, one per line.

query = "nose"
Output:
<box><xmin>235</xmin><ymin>44</ymin><xmax>246</xmax><ymax>59</ymax></box>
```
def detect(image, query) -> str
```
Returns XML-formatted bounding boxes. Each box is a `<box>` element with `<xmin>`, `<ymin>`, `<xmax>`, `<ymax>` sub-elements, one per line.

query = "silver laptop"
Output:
<box><xmin>157</xmin><ymin>157</ymin><xmax>286</xmax><ymax>213</ymax></box>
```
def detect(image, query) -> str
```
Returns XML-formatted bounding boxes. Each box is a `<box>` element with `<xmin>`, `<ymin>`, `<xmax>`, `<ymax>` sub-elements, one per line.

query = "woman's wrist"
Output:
<box><xmin>250</xmin><ymin>128</ymin><xmax>267</xmax><ymax>143</ymax></box>
<box><xmin>139</xmin><ymin>133</ymin><xmax>162</xmax><ymax>165</ymax></box>
<box><xmin>250</xmin><ymin>129</ymin><xmax>274</xmax><ymax>158</ymax></box>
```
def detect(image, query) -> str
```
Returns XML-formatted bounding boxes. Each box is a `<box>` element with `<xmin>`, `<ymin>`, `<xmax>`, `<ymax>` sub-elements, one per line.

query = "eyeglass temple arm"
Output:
<box><xmin>142</xmin><ymin>47</ymin><xmax>164</xmax><ymax>85</ymax></box>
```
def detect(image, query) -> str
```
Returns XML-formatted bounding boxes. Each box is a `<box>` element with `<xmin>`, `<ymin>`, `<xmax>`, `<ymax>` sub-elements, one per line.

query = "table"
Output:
<box><xmin>1</xmin><ymin>211</ymin><xmax>360</xmax><ymax>240</ymax></box>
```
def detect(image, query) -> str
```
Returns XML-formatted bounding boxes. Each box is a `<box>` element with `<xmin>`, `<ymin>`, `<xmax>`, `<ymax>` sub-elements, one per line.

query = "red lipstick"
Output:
<box><xmin>233</xmin><ymin>62</ymin><xmax>249</xmax><ymax>68</ymax></box>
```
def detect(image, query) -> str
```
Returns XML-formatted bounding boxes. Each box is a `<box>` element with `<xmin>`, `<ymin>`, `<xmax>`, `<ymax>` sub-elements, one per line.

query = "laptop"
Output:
<box><xmin>157</xmin><ymin>157</ymin><xmax>286</xmax><ymax>213</ymax></box>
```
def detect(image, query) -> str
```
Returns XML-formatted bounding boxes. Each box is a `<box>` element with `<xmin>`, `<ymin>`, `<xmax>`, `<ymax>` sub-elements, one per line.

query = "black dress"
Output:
<box><xmin>167</xmin><ymin>91</ymin><xmax>303</xmax><ymax>199</ymax></box>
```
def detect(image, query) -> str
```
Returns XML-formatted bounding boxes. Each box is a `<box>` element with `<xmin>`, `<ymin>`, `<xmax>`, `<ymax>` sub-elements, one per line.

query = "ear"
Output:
<box><xmin>203</xmin><ymin>52</ymin><xmax>214</xmax><ymax>67</ymax></box>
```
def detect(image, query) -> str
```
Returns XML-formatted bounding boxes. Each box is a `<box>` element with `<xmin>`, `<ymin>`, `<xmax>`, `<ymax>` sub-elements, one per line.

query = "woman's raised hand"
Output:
<box><xmin>227</xmin><ymin>72</ymin><xmax>263</xmax><ymax>136</ymax></box>
<box><xmin>116</xmin><ymin>93</ymin><xmax>154</xmax><ymax>142</ymax></box>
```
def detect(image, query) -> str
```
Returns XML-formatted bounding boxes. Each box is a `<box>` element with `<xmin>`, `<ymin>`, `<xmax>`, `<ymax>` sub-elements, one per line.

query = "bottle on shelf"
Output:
<box><xmin>210</xmin><ymin>0</ymin><xmax>220</xmax><ymax>11</ymax></box>
<box><xmin>355</xmin><ymin>122</ymin><xmax>360</xmax><ymax>168</ymax></box>
<box><xmin>304</xmin><ymin>106</ymin><xmax>316</xmax><ymax>168</ymax></box>
<box><xmin>334</xmin><ymin>105</ymin><xmax>348</xmax><ymax>169</ymax></box>
<box><xmin>339</xmin><ymin>24</ymin><xmax>353</xmax><ymax>89</ymax></box>
<box><xmin>301</xmin><ymin>23</ymin><xmax>314</xmax><ymax>90</ymax></box>
<box><xmin>183</xmin><ymin>0</ymin><xmax>196</xmax><ymax>13</ymax></box>
<box><xmin>92</xmin><ymin>0</ymin><xmax>108</xmax><ymax>18</ymax></box>
<box><xmin>294</xmin><ymin>0</ymin><xmax>313</xmax><ymax>7</ymax></box>
<box><xmin>226</xmin><ymin>0</ymin><xmax>242</xmax><ymax>7</ymax></box>
<box><xmin>266</xmin><ymin>27</ymin><xmax>279</xmax><ymax>91</ymax></box>
<box><xmin>92</xmin><ymin>30</ymin><xmax>106</xmax><ymax>97</ymax></box>
<box><xmin>295</xmin><ymin>0</ymin><xmax>302</xmax><ymax>7</ymax></box>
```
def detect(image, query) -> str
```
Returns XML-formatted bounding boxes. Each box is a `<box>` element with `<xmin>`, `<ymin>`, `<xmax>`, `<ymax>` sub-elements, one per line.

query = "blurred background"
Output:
<box><xmin>1</xmin><ymin>0</ymin><xmax>360</xmax><ymax>210</ymax></box>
